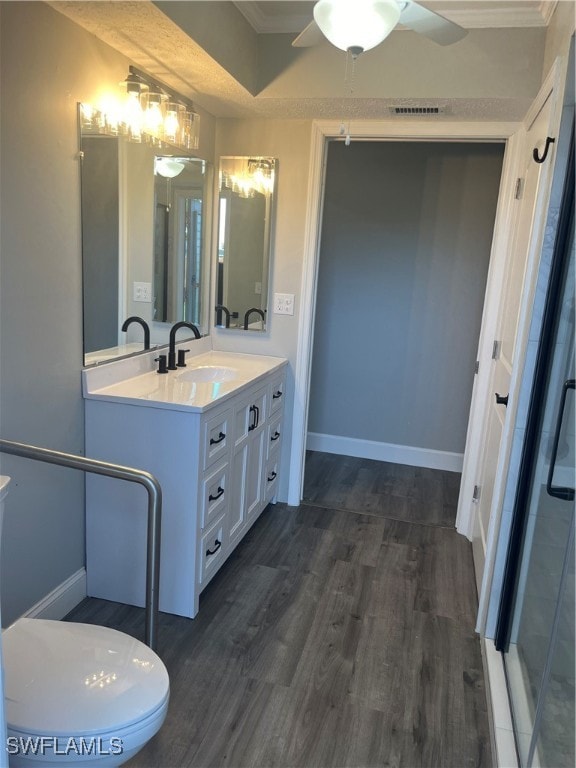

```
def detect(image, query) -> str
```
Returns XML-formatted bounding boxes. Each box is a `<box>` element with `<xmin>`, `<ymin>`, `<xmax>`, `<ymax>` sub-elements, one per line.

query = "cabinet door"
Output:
<box><xmin>229</xmin><ymin>385</ymin><xmax>267</xmax><ymax>544</ymax></box>
<box><xmin>233</xmin><ymin>386</ymin><xmax>267</xmax><ymax>450</ymax></box>
<box><xmin>246</xmin><ymin>427</ymin><xmax>266</xmax><ymax>522</ymax></box>
<box><xmin>230</xmin><ymin>440</ymin><xmax>248</xmax><ymax>545</ymax></box>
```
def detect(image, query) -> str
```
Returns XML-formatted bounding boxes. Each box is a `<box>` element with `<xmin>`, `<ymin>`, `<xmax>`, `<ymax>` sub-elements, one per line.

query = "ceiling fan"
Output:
<box><xmin>292</xmin><ymin>0</ymin><xmax>467</xmax><ymax>54</ymax></box>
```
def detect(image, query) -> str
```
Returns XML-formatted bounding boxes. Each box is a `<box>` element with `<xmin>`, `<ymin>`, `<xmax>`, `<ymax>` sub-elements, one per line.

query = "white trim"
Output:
<box><xmin>456</xmin><ymin>129</ymin><xmax>525</xmax><ymax>540</ymax></box>
<box><xmin>22</xmin><ymin>568</ymin><xmax>87</xmax><ymax>621</ymax></box>
<box><xmin>482</xmin><ymin>637</ymin><xmax>519</xmax><ymax>768</ymax></box>
<box><xmin>307</xmin><ymin>432</ymin><xmax>463</xmax><ymax>473</ymax></box>
<box><xmin>476</xmin><ymin>58</ymin><xmax>566</xmax><ymax>636</ymax></box>
<box><xmin>288</xmin><ymin>118</ymin><xmax>521</xmax><ymax>508</ymax></box>
<box><xmin>287</xmin><ymin>121</ymin><xmax>327</xmax><ymax>506</ymax></box>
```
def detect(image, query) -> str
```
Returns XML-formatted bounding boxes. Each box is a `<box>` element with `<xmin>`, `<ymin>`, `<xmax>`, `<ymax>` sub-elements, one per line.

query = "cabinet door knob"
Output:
<box><xmin>495</xmin><ymin>392</ymin><xmax>509</xmax><ymax>407</ymax></box>
<box><xmin>267</xmin><ymin>471</ymin><xmax>277</xmax><ymax>482</ymax></box>
<box><xmin>272</xmin><ymin>390</ymin><xmax>283</xmax><ymax>400</ymax></box>
<box><xmin>271</xmin><ymin>431</ymin><xmax>280</xmax><ymax>442</ymax></box>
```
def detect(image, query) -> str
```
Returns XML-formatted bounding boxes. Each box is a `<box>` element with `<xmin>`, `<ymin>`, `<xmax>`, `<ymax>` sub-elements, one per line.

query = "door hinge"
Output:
<box><xmin>492</xmin><ymin>340</ymin><xmax>501</xmax><ymax>360</ymax></box>
<box><xmin>475</xmin><ymin>360</ymin><xmax>480</xmax><ymax>374</ymax></box>
<box><xmin>472</xmin><ymin>485</ymin><xmax>481</xmax><ymax>503</ymax></box>
<box><xmin>514</xmin><ymin>177</ymin><xmax>524</xmax><ymax>199</ymax></box>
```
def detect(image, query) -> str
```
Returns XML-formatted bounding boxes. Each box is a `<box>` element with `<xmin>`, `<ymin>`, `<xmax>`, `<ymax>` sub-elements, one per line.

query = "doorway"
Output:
<box><xmin>303</xmin><ymin>139</ymin><xmax>504</xmax><ymax>508</ymax></box>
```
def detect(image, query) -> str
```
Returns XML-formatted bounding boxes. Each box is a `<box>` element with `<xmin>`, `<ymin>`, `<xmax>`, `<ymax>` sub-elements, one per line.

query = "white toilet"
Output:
<box><xmin>0</xmin><ymin>477</ymin><xmax>169</xmax><ymax>766</ymax></box>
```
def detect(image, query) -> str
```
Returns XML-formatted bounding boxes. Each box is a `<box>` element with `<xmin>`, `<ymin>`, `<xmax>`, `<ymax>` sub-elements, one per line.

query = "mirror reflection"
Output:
<box><xmin>216</xmin><ymin>157</ymin><xmax>277</xmax><ymax>332</ymax></box>
<box><xmin>80</xmin><ymin>109</ymin><xmax>212</xmax><ymax>366</ymax></box>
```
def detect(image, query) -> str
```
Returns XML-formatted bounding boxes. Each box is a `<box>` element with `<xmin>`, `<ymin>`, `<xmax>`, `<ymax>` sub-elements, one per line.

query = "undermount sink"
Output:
<box><xmin>177</xmin><ymin>366</ymin><xmax>238</xmax><ymax>383</ymax></box>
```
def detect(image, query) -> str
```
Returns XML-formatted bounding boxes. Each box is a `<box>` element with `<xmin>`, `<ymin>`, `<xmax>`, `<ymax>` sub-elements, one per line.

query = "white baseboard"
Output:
<box><xmin>306</xmin><ymin>432</ymin><xmax>464</xmax><ymax>473</ymax></box>
<box><xmin>23</xmin><ymin>568</ymin><xmax>87</xmax><ymax>621</ymax></box>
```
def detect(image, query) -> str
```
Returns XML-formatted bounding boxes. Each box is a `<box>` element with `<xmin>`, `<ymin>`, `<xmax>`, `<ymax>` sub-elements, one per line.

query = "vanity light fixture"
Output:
<box><xmin>313</xmin><ymin>0</ymin><xmax>401</xmax><ymax>54</ymax></box>
<box><xmin>81</xmin><ymin>66</ymin><xmax>200</xmax><ymax>151</ymax></box>
<box><xmin>221</xmin><ymin>157</ymin><xmax>276</xmax><ymax>198</ymax></box>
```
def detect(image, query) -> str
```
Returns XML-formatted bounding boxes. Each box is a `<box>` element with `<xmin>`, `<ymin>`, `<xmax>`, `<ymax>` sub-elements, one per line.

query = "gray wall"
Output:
<box><xmin>308</xmin><ymin>141</ymin><xmax>504</xmax><ymax>455</ymax></box>
<box><xmin>0</xmin><ymin>2</ymin><xmax>213</xmax><ymax>626</ymax></box>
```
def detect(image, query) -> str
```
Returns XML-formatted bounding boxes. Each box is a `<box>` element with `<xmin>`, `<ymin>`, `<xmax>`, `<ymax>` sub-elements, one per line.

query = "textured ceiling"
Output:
<box><xmin>49</xmin><ymin>1</ymin><xmax>553</xmax><ymax>121</ymax></box>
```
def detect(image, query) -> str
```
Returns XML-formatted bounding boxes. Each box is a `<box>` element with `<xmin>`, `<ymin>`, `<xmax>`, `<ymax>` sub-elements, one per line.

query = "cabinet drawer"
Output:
<box><xmin>200</xmin><ymin>461</ymin><xmax>229</xmax><ymax>529</ymax></box>
<box><xmin>203</xmin><ymin>409</ymin><xmax>231</xmax><ymax>469</ymax></box>
<box><xmin>264</xmin><ymin>456</ymin><xmax>280</xmax><ymax>503</ymax></box>
<box><xmin>199</xmin><ymin>514</ymin><xmax>227</xmax><ymax>586</ymax></box>
<box><xmin>266</xmin><ymin>413</ymin><xmax>283</xmax><ymax>460</ymax></box>
<box><xmin>269</xmin><ymin>374</ymin><xmax>285</xmax><ymax>416</ymax></box>
<box><xmin>233</xmin><ymin>387</ymin><xmax>267</xmax><ymax>448</ymax></box>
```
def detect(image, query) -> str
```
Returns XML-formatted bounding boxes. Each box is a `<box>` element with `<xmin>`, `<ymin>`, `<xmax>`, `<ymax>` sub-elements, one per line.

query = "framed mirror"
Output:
<box><xmin>80</xmin><ymin>106</ymin><xmax>212</xmax><ymax>366</ymax></box>
<box><xmin>215</xmin><ymin>157</ymin><xmax>277</xmax><ymax>332</ymax></box>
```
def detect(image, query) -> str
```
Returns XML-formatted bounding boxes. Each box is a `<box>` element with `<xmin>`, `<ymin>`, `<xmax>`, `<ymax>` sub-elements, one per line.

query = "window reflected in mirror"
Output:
<box><xmin>215</xmin><ymin>157</ymin><xmax>277</xmax><ymax>332</ymax></box>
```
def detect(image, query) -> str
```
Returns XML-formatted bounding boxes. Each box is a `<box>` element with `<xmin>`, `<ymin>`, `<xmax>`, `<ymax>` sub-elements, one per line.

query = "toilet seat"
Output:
<box><xmin>3</xmin><ymin>618</ymin><xmax>169</xmax><ymax>764</ymax></box>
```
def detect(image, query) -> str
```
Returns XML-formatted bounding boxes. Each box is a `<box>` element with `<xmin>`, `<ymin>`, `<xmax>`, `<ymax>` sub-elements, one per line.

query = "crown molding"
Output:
<box><xmin>436</xmin><ymin>1</ymin><xmax>556</xmax><ymax>29</ymax></box>
<box><xmin>234</xmin><ymin>1</ymin><xmax>556</xmax><ymax>34</ymax></box>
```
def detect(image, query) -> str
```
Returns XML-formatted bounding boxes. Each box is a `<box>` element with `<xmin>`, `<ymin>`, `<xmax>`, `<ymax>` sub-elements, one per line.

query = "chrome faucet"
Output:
<box><xmin>168</xmin><ymin>321</ymin><xmax>201</xmax><ymax>370</ymax></box>
<box><xmin>121</xmin><ymin>316</ymin><xmax>150</xmax><ymax>350</ymax></box>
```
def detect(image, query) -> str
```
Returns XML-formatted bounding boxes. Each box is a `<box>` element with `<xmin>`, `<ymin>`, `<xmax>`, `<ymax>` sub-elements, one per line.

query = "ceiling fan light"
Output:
<box><xmin>313</xmin><ymin>0</ymin><xmax>401</xmax><ymax>53</ymax></box>
<box><xmin>155</xmin><ymin>157</ymin><xmax>185</xmax><ymax>178</ymax></box>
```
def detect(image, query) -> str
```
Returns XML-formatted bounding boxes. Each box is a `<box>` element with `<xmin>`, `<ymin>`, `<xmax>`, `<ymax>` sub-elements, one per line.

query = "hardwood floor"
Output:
<box><xmin>303</xmin><ymin>451</ymin><xmax>461</xmax><ymax>528</ymax></box>
<box><xmin>67</xmin><ymin>454</ymin><xmax>491</xmax><ymax>768</ymax></box>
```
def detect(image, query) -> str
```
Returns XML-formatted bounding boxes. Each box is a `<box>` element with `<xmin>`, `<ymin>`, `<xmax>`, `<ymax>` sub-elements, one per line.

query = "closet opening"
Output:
<box><xmin>301</xmin><ymin>139</ymin><xmax>505</xmax><ymax>526</ymax></box>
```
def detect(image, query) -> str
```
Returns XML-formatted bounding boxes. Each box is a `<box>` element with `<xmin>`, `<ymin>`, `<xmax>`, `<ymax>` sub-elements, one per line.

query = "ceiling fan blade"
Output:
<box><xmin>399</xmin><ymin>1</ymin><xmax>467</xmax><ymax>46</ymax></box>
<box><xmin>292</xmin><ymin>19</ymin><xmax>325</xmax><ymax>48</ymax></box>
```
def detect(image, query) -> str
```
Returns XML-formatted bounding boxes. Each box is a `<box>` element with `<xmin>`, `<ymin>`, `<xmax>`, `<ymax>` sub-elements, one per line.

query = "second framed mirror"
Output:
<box><xmin>216</xmin><ymin>156</ymin><xmax>277</xmax><ymax>331</ymax></box>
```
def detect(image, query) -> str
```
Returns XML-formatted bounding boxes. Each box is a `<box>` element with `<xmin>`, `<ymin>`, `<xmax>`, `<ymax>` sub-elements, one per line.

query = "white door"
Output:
<box><xmin>471</xmin><ymin>81</ymin><xmax>559</xmax><ymax>597</ymax></box>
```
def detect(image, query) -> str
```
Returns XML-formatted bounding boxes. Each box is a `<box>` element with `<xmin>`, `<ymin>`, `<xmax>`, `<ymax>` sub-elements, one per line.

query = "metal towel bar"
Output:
<box><xmin>0</xmin><ymin>439</ymin><xmax>161</xmax><ymax>651</ymax></box>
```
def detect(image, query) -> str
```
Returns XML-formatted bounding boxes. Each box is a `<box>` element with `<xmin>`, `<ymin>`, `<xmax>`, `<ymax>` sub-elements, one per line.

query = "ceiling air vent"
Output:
<box><xmin>390</xmin><ymin>106</ymin><xmax>446</xmax><ymax>116</ymax></box>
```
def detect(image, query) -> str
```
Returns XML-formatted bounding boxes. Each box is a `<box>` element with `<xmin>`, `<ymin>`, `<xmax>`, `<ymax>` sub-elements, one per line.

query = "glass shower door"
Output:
<box><xmin>497</xmin><ymin>133</ymin><xmax>574</xmax><ymax>766</ymax></box>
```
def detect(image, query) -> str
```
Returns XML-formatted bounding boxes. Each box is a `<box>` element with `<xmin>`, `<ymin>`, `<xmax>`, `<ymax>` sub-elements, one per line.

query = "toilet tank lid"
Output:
<box><xmin>3</xmin><ymin>618</ymin><xmax>169</xmax><ymax>735</ymax></box>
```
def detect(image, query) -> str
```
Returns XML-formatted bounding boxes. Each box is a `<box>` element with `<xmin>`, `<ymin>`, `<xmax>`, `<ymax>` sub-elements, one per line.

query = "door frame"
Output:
<box><xmin>287</xmin><ymin>118</ymin><xmax>521</xmax><ymax>523</ymax></box>
<box><xmin>475</xmin><ymin>58</ymin><xmax>567</xmax><ymax>633</ymax></box>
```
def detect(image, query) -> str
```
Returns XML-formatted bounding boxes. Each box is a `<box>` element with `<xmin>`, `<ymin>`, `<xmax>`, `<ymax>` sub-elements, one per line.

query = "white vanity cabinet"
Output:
<box><xmin>84</xmin><ymin>353</ymin><xmax>287</xmax><ymax>618</ymax></box>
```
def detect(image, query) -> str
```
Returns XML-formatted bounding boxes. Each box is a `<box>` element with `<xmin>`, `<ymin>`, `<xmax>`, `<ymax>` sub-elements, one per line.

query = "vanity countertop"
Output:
<box><xmin>83</xmin><ymin>350</ymin><xmax>287</xmax><ymax>413</ymax></box>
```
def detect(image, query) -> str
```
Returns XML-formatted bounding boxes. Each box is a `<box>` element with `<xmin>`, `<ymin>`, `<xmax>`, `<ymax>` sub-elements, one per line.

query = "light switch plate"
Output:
<box><xmin>274</xmin><ymin>293</ymin><xmax>295</xmax><ymax>315</ymax></box>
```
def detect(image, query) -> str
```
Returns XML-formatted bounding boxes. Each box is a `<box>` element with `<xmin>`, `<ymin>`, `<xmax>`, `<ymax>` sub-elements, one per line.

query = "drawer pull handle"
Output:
<box><xmin>209</xmin><ymin>486</ymin><xmax>224</xmax><ymax>502</ymax></box>
<box><xmin>273</xmin><ymin>390</ymin><xmax>283</xmax><ymax>400</ymax></box>
<box><xmin>267</xmin><ymin>471</ymin><xmax>277</xmax><ymax>482</ymax></box>
<box><xmin>206</xmin><ymin>539</ymin><xmax>222</xmax><ymax>557</ymax></box>
<box><xmin>271</xmin><ymin>431</ymin><xmax>281</xmax><ymax>442</ymax></box>
<box><xmin>210</xmin><ymin>431</ymin><xmax>226</xmax><ymax>445</ymax></box>
<box><xmin>249</xmin><ymin>404</ymin><xmax>260</xmax><ymax>431</ymax></box>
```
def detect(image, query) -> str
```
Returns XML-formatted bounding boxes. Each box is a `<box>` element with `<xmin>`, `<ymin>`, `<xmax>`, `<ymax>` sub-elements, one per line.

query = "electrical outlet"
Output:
<box><xmin>274</xmin><ymin>293</ymin><xmax>295</xmax><ymax>315</ymax></box>
<box><xmin>133</xmin><ymin>281</ymin><xmax>152</xmax><ymax>302</ymax></box>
